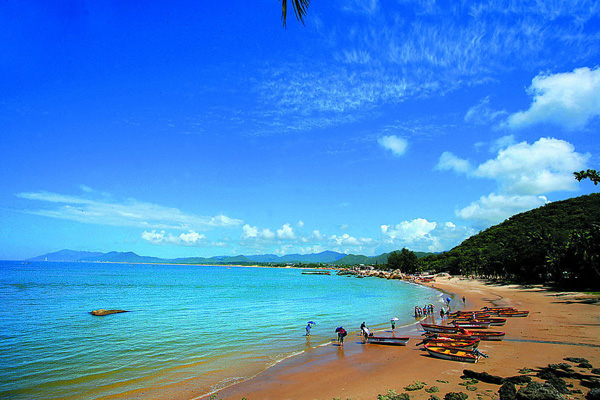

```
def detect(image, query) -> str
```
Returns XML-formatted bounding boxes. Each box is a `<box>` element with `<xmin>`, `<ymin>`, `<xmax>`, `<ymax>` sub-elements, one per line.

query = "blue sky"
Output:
<box><xmin>1</xmin><ymin>0</ymin><xmax>599</xmax><ymax>260</ymax></box>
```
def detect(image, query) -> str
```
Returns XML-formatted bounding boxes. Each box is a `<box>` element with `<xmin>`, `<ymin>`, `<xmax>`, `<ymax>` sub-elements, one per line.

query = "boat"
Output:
<box><xmin>420</xmin><ymin>323</ymin><xmax>459</xmax><ymax>334</ymax></box>
<box><xmin>447</xmin><ymin>311</ymin><xmax>491</xmax><ymax>318</ymax></box>
<box><xmin>481</xmin><ymin>306</ymin><xmax>514</xmax><ymax>311</ymax></box>
<box><xmin>424</xmin><ymin>345</ymin><xmax>479</xmax><ymax>363</ymax></box>
<box><xmin>450</xmin><ymin>321</ymin><xmax>490</xmax><ymax>329</ymax></box>
<box><xmin>301</xmin><ymin>270</ymin><xmax>331</xmax><ymax>275</ymax></box>
<box><xmin>367</xmin><ymin>336</ymin><xmax>410</xmax><ymax>346</ymax></box>
<box><xmin>424</xmin><ymin>330</ymin><xmax>506</xmax><ymax>341</ymax></box>
<box><xmin>495</xmin><ymin>310</ymin><xmax>529</xmax><ymax>317</ymax></box>
<box><xmin>420</xmin><ymin>339</ymin><xmax>480</xmax><ymax>350</ymax></box>
<box><xmin>451</xmin><ymin>317</ymin><xmax>507</xmax><ymax>326</ymax></box>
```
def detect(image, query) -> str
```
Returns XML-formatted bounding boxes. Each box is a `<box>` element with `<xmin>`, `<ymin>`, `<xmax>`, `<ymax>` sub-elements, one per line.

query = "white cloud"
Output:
<box><xmin>456</xmin><ymin>193</ymin><xmax>549</xmax><ymax>226</ymax></box>
<box><xmin>381</xmin><ymin>218</ymin><xmax>437</xmax><ymax>242</ymax></box>
<box><xmin>474</xmin><ymin>137</ymin><xmax>589</xmax><ymax>195</ymax></box>
<box><xmin>505</xmin><ymin>67</ymin><xmax>600</xmax><ymax>131</ymax></box>
<box><xmin>241</xmin><ymin>224</ymin><xmax>275</xmax><ymax>240</ymax></box>
<box><xmin>16</xmin><ymin>189</ymin><xmax>243</xmax><ymax>230</ymax></box>
<box><xmin>297</xmin><ymin>220</ymin><xmax>305</xmax><ymax>228</ymax></box>
<box><xmin>378</xmin><ymin>135</ymin><xmax>408</xmax><ymax>156</ymax></box>
<box><xmin>381</xmin><ymin>218</ymin><xmax>474</xmax><ymax>252</ymax></box>
<box><xmin>436</xmin><ymin>152</ymin><xmax>471</xmax><ymax>174</ymax></box>
<box><xmin>142</xmin><ymin>230</ymin><xmax>208</xmax><ymax>246</ymax></box>
<box><xmin>465</xmin><ymin>96</ymin><xmax>508</xmax><ymax>125</ymax></box>
<box><xmin>277</xmin><ymin>223</ymin><xmax>296</xmax><ymax>240</ymax></box>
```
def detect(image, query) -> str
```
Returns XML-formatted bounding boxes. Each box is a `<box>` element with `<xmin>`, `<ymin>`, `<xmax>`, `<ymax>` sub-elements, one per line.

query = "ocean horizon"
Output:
<box><xmin>0</xmin><ymin>261</ymin><xmax>445</xmax><ymax>399</ymax></box>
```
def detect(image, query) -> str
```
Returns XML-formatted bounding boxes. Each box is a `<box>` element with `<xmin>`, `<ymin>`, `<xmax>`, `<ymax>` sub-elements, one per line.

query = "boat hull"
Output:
<box><xmin>425</xmin><ymin>346</ymin><xmax>478</xmax><ymax>363</ymax></box>
<box><xmin>368</xmin><ymin>336</ymin><xmax>409</xmax><ymax>346</ymax></box>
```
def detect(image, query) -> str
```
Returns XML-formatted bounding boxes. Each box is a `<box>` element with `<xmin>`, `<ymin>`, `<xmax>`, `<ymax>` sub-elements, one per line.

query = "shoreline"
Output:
<box><xmin>196</xmin><ymin>276</ymin><xmax>600</xmax><ymax>400</ymax></box>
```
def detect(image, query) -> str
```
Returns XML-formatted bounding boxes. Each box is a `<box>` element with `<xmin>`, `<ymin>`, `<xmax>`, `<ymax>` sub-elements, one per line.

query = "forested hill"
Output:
<box><xmin>422</xmin><ymin>193</ymin><xmax>600</xmax><ymax>288</ymax></box>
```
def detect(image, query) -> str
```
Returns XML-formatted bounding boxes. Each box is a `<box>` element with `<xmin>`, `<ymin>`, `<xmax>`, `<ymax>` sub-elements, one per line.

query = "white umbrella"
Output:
<box><xmin>391</xmin><ymin>317</ymin><xmax>399</xmax><ymax>321</ymax></box>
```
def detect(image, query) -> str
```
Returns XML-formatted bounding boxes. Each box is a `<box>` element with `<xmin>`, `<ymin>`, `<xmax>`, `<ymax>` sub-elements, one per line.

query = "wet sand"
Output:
<box><xmin>200</xmin><ymin>277</ymin><xmax>600</xmax><ymax>400</ymax></box>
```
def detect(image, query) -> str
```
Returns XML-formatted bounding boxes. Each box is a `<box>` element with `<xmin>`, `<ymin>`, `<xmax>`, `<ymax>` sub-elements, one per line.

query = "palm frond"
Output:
<box><xmin>281</xmin><ymin>0</ymin><xmax>310</xmax><ymax>27</ymax></box>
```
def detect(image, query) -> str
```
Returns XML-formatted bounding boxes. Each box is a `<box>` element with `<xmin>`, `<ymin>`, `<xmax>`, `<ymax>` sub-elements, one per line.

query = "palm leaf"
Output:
<box><xmin>281</xmin><ymin>0</ymin><xmax>310</xmax><ymax>27</ymax></box>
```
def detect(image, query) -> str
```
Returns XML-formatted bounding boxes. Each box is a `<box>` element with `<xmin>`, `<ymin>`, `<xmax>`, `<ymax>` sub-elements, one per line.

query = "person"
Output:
<box><xmin>360</xmin><ymin>322</ymin><xmax>369</xmax><ymax>342</ymax></box>
<box><xmin>462</xmin><ymin>296</ymin><xmax>466</xmax><ymax>305</ymax></box>
<box><xmin>440</xmin><ymin>308</ymin><xmax>445</xmax><ymax>319</ymax></box>
<box><xmin>337</xmin><ymin>327</ymin><xmax>347</xmax><ymax>346</ymax></box>
<box><xmin>305</xmin><ymin>322</ymin><xmax>312</xmax><ymax>336</ymax></box>
<box><xmin>391</xmin><ymin>320</ymin><xmax>396</xmax><ymax>331</ymax></box>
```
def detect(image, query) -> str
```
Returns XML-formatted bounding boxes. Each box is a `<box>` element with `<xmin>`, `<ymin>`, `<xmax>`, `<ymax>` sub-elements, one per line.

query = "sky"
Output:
<box><xmin>1</xmin><ymin>0</ymin><xmax>599</xmax><ymax>260</ymax></box>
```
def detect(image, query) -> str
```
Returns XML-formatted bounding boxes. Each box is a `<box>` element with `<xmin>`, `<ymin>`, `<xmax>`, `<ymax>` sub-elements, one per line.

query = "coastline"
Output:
<box><xmin>191</xmin><ymin>276</ymin><xmax>600</xmax><ymax>400</ymax></box>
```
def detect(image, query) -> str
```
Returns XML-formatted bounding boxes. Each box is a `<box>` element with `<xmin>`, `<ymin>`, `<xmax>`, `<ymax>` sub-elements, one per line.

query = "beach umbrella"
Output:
<box><xmin>307</xmin><ymin>321</ymin><xmax>316</xmax><ymax>325</ymax></box>
<box><xmin>391</xmin><ymin>317</ymin><xmax>399</xmax><ymax>321</ymax></box>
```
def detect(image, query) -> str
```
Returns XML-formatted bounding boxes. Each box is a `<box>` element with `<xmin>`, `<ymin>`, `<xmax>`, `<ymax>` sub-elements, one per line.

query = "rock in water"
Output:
<box><xmin>90</xmin><ymin>309</ymin><xmax>128</xmax><ymax>316</ymax></box>
<box><xmin>516</xmin><ymin>382</ymin><xmax>565</xmax><ymax>400</ymax></box>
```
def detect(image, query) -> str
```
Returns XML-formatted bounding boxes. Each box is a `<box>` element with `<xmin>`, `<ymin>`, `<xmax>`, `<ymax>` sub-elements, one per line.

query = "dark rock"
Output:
<box><xmin>592</xmin><ymin>369</ymin><xmax>600</xmax><ymax>375</ymax></box>
<box><xmin>404</xmin><ymin>381</ymin><xmax>426</xmax><ymax>391</ymax></box>
<box><xmin>583</xmin><ymin>378</ymin><xmax>600</xmax><ymax>389</ymax></box>
<box><xmin>499</xmin><ymin>382</ymin><xmax>517</xmax><ymax>400</ymax></box>
<box><xmin>564</xmin><ymin>357</ymin><xmax>589</xmax><ymax>364</ymax></box>
<box><xmin>504</xmin><ymin>376</ymin><xmax>532</xmax><ymax>385</ymax></box>
<box><xmin>519</xmin><ymin>368</ymin><xmax>534</xmax><ymax>374</ymax></box>
<box><xmin>429</xmin><ymin>396</ymin><xmax>441</xmax><ymax>400</ymax></box>
<box><xmin>579</xmin><ymin>363</ymin><xmax>594</xmax><ymax>369</ymax></box>
<box><xmin>425</xmin><ymin>386</ymin><xmax>440</xmax><ymax>393</ymax></box>
<box><xmin>463</xmin><ymin>370</ymin><xmax>504</xmax><ymax>385</ymax></box>
<box><xmin>466</xmin><ymin>386</ymin><xmax>477</xmax><ymax>391</ymax></box>
<box><xmin>546</xmin><ymin>376</ymin><xmax>570</xmax><ymax>394</ymax></box>
<box><xmin>90</xmin><ymin>309</ymin><xmax>128</xmax><ymax>316</ymax></box>
<box><xmin>587</xmin><ymin>388</ymin><xmax>600</xmax><ymax>400</ymax></box>
<box><xmin>516</xmin><ymin>381</ymin><xmax>565</xmax><ymax>400</ymax></box>
<box><xmin>444</xmin><ymin>393</ymin><xmax>468</xmax><ymax>400</ymax></box>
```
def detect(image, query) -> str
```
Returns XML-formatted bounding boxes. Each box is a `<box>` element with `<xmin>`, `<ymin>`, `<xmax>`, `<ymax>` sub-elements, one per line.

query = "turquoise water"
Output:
<box><xmin>0</xmin><ymin>261</ymin><xmax>443</xmax><ymax>399</ymax></box>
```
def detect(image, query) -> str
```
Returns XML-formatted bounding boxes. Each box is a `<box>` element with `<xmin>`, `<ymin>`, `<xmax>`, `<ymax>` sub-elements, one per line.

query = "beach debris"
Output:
<box><xmin>518</xmin><ymin>367</ymin><xmax>534</xmax><ymax>374</ymax></box>
<box><xmin>564</xmin><ymin>357</ymin><xmax>589</xmax><ymax>364</ymax></box>
<box><xmin>516</xmin><ymin>381</ymin><xmax>565</xmax><ymax>400</ymax></box>
<box><xmin>404</xmin><ymin>381</ymin><xmax>426</xmax><ymax>391</ymax></box>
<box><xmin>587</xmin><ymin>388</ymin><xmax>600</xmax><ymax>400</ymax></box>
<box><xmin>444</xmin><ymin>392</ymin><xmax>468</xmax><ymax>400</ymax></box>
<box><xmin>90</xmin><ymin>309</ymin><xmax>128</xmax><ymax>316</ymax></box>
<box><xmin>499</xmin><ymin>381</ymin><xmax>517</xmax><ymax>400</ymax></box>
<box><xmin>463</xmin><ymin>369</ymin><xmax>503</xmax><ymax>385</ymax></box>
<box><xmin>377</xmin><ymin>389</ymin><xmax>409</xmax><ymax>400</ymax></box>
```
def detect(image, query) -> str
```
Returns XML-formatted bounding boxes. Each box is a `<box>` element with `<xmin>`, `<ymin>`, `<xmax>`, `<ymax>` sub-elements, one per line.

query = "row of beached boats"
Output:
<box><xmin>417</xmin><ymin>306</ymin><xmax>528</xmax><ymax>363</ymax></box>
<box><xmin>362</xmin><ymin>306</ymin><xmax>528</xmax><ymax>363</ymax></box>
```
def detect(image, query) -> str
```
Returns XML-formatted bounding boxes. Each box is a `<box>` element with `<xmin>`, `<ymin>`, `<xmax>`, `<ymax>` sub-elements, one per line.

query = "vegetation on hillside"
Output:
<box><xmin>415</xmin><ymin>194</ymin><xmax>600</xmax><ymax>289</ymax></box>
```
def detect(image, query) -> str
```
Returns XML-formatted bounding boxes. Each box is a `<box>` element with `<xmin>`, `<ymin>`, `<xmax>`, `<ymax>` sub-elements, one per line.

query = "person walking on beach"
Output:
<box><xmin>360</xmin><ymin>322</ymin><xmax>370</xmax><ymax>342</ymax></box>
<box><xmin>391</xmin><ymin>320</ymin><xmax>396</xmax><ymax>331</ymax></box>
<box><xmin>305</xmin><ymin>322</ymin><xmax>312</xmax><ymax>336</ymax></box>
<box><xmin>462</xmin><ymin>296</ymin><xmax>466</xmax><ymax>305</ymax></box>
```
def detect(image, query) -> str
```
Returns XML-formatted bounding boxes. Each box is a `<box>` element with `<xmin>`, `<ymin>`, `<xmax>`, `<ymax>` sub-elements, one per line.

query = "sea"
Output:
<box><xmin>0</xmin><ymin>261</ymin><xmax>446</xmax><ymax>399</ymax></box>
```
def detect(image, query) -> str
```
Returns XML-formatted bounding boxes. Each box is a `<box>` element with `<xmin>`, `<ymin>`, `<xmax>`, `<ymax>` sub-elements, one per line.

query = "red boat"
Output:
<box><xmin>425</xmin><ymin>330</ymin><xmax>505</xmax><ymax>341</ymax></box>
<box><xmin>420</xmin><ymin>323</ymin><xmax>459</xmax><ymax>333</ymax></box>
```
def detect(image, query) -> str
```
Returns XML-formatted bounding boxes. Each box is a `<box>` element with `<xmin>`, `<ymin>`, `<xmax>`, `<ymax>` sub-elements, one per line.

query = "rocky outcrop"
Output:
<box><xmin>90</xmin><ymin>309</ymin><xmax>128</xmax><ymax>316</ymax></box>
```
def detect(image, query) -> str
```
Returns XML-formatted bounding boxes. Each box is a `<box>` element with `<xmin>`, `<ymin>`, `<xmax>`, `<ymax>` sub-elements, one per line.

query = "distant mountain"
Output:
<box><xmin>27</xmin><ymin>249</ymin><xmax>105</xmax><ymax>262</ymax></box>
<box><xmin>334</xmin><ymin>251</ymin><xmax>432</xmax><ymax>266</ymax></box>
<box><xmin>27</xmin><ymin>250</ymin><xmax>347</xmax><ymax>264</ymax></box>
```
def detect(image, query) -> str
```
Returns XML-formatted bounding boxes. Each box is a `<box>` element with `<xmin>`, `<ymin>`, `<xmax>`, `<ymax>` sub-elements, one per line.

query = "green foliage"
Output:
<box><xmin>387</xmin><ymin>248</ymin><xmax>420</xmax><ymax>273</ymax></box>
<box><xmin>574</xmin><ymin>169</ymin><xmax>600</xmax><ymax>185</ymax></box>
<box><xmin>377</xmin><ymin>390</ymin><xmax>410</xmax><ymax>400</ymax></box>
<box><xmin>421</xmin><ymin>194</ymin><xmax>600</xmax><ymax>289</ymax></box>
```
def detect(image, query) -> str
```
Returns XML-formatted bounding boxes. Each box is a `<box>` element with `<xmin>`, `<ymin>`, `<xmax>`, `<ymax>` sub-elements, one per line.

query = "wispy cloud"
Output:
<box><xmin>16</xmin><ymin>189</ymin><xmax>243</xmax><ymax>230</ymax></box>
<box><xmin>141</xmin><ymin>230</ymin><xmax>209</xmax><ymax>247</ymax></box>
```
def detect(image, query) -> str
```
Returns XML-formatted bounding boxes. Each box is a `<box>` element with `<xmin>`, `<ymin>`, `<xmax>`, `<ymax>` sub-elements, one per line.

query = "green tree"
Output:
<box><xmin>574</xmin><ymin>169</ymin><xmax>600</xmax><ymax>185</ymax></box>
<box><xmin>387</xmin><ymin>248</ymin><xmax>419</xmax><ymax>273</ymax></box>
<box><xmin>281</xmin><ymin>0</ymin><xmax>310</xmax><ymax>27</ymax></box>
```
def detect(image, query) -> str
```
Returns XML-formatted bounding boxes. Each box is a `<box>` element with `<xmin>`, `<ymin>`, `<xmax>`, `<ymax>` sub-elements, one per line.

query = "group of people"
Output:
<box><xmin>414</xmin><ymin>304</ymin><xmax>435</xmax><ymax>317</ymax></box>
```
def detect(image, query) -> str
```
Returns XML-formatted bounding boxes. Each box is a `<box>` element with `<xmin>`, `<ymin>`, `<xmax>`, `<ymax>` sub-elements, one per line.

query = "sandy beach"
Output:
<box><xmin>186</xmin><ymin>276</ymin><xmax>600</xmax><ymax>400</ymax></box>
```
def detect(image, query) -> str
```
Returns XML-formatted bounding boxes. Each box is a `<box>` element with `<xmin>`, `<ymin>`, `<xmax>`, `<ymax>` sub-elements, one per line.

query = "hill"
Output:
<box><xmin>422</xmin><ymin>193</ymin><xmax>600</xmax><ymax>288</ymax></box>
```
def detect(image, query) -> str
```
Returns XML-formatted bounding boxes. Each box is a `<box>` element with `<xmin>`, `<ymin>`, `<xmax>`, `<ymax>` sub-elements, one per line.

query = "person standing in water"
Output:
<box><xmin>305</xmin><ymin>322</ymin><xmax>312</xmax><ymax>336</ymax></box>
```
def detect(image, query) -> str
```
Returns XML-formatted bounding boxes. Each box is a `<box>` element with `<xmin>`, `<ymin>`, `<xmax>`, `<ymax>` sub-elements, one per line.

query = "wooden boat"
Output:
<box><xmin>425</xmin><ymin>330</ymin><xmax>506</xmax><ymax>341</ymax></box>
<box><xmin>301</xmin><ymin>270</ymin><xmax>331</xmax><ymax>275</ymax></box>
<box><xmin>447</xmin><ymin>311</ymin><xmax>491</xmax><ymax>318</ymax></box>
<box><xmin>367</xmin><ymin>336</ymin><xmax>410</xmax><ymax>346</ymax></box>
<box><xmin>421</xmin><ymin>339</ymin><xmax>480</xmax><ymax>350</ymax></box>
<box><xmin>450</xmin><ymin>321</ymin><xmax>490</xmax><ymax>329</ymax></box>
<box><xmin>451</xmin><ymin>317</ymin><xmax>507</xmax><ymax>326</ymax></box>
<box><xmin>424</xmin><ymin>345</ymin><xmax>479</xmax><ymax>363</ymax></box>
<box><xmin>495</xmin><ymin>310</ymin><xmax>529</xmax><ymax>317</ymax></box>
<box><xmin>481</xmin><ymin>306</ymin><xmax>514</xmax><ymax>311</ymax></box>
<box><xmin>420</xmin><ymin>323</ymin><xmax>459</xmax><ymax>333</ymax></box>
